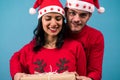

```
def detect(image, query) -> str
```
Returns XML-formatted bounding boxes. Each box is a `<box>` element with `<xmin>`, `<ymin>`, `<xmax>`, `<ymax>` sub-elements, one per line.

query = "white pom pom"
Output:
<box><xmin>98</xmin><ymin>7</ymin><xmax>105</xmax><ymax>13</ymax></box>
<box><xmin>29</xmin><ymin>8</ymin><xmax>36</xmax><ymax>15</ymax></box>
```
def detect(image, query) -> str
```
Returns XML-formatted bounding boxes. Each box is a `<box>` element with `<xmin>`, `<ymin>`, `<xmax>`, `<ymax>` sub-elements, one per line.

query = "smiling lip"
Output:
<box><xmin>49</xmin><ymin>27</ymin><xmax>58</xmax><ymax>32</ymax></box>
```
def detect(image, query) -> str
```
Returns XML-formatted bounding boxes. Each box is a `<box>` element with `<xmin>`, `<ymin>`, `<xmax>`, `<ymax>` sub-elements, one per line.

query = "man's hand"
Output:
<box><xmin>76</xmin><ymin>76</ymin><xmax>92</xmax><ymax>80</ymax></box>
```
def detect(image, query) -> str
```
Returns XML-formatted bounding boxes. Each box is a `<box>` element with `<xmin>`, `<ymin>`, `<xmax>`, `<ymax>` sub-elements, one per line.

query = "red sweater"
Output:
<box><xmin>10</xmin><ymin>39</ymin><xmax>86</xmax><ymax>79</ymax></box>
<box><xmin>68</xmin><ymin>25</ymin><xmax>104</xmax><ymax>80</ymax></box>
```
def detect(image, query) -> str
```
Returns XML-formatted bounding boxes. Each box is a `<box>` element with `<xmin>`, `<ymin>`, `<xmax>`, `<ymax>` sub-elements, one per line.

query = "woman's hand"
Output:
<box><xmin>14</xmin><ymin>73</ymin><xmax>27</xmax><ymax>80</ymax></box>
<box><xmin>76</xmin><ymin>76</ymin><xmax>92</xmax><ymax>80</ymax></box>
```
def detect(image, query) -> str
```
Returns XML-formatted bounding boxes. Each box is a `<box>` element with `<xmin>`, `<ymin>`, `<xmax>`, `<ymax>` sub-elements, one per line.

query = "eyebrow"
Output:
<box><xmin>69</xmin><ymin>9</ymin><xmax>89</xmax><ymax>14</ymax></box>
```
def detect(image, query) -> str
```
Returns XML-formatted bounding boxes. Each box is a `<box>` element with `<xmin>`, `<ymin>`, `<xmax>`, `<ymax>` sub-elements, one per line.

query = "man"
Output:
<box><xmin>65</xmin><ymin>0</ymin><xmax>105</xmax><ymax>80</ymax></box>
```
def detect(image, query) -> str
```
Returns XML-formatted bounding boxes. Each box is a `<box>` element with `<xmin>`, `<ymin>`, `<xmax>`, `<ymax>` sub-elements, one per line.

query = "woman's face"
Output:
<box><xmin>42</xmin><ymin>12</ymin><xmax>63</xmax><ymax>37</ymax></box>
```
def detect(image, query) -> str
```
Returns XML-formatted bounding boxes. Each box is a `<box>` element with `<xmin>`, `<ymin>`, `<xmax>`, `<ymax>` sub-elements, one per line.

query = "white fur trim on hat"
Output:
<box><xmin>38</xmin><ymin>5</ymin><xmax>65</xmax><ymax>19</ymax></box>
<box><xmin>66</xmin><ymin>0</ymin><xmax>95</xmax><ymax>13</ymax></box>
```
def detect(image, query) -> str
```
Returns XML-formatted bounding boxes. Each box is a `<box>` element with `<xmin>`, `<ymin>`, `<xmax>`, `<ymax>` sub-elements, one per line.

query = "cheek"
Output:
<box><xmin>42</xmin><ymin>23</ymin><xmax>49</xmax><ymax>32</ymax></box>
<box><xmin>58</xmin><ymin>20</ymin><xmax>63</xmax><ymax>26</ymax></box>
<box><xmin>42</xmin><ymin>24</ymin><xmax>46</xmax><ymax>30</ymax></box>
<box><xmin>42</xmin><ymin>21</ymin><xmax>49</xmax><ymax>27</ymax></box>
<box><xmin>67</xmin><ymin>16</ymin><xmax>72</xmax><ymax>21</ymax></box>
<box><xmin>66</xmin><ymin>14</ymin><xmax>71</xmax><ymax>21</ymax></box>
<box><xmin>82</xmin><ymin>18</ymin><xmax>88</xmax><ymax>24</ymax></box>
<box><xmin>84</xmin><ymin>16</ymin><xmax>90</xmax><ymax>22</ymax></box>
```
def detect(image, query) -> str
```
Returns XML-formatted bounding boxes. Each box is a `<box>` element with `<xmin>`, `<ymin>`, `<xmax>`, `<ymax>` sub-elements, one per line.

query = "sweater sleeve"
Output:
<box><xmin>76</xmin><ymin>42</ymin><xmax>87</xmax><ymax>76</ymax></box>
<box><xmin>87</xmin><ymin>33</ymin><xmax>104</xmax><ymax>80</ymax></box>
<box><xmin>10</xmin><ymin>51</ymin><xmax>23</xmax><ymax>79</ymax></box>
<box><xmin>9</xmin><ymin>40</ymin><xmax>34</xmax><ymax>79</ymax></box>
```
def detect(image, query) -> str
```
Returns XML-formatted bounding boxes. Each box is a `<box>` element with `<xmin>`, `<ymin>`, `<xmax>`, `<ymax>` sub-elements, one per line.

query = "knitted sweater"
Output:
<box><xmin>68</xmin><ymin>25</ymin><xmax>104</xmax><ymax>80</ymax></box>
<box><xmin>10</xmin><ymin>38</ymin><xmax>86</xmax><ymax>79</ymax></box>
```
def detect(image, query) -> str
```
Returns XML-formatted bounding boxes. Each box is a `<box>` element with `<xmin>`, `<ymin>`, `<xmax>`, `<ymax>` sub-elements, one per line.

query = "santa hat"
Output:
<box><xmin>29</xmin><ymin>0</ymin><xmax>65</xmax><ymax>19</ymax></box>
<box><xmin>66</xmin><ymin>0</ymin><xmax>105</xmax><ymax>13</ymax></box>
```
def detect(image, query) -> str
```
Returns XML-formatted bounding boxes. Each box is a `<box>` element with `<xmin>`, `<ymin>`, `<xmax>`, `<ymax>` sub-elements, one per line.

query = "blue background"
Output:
<box><xmin>0</xmin><ymin>0</ymin><xmax>120</xmax><ymax>80</ymax></box>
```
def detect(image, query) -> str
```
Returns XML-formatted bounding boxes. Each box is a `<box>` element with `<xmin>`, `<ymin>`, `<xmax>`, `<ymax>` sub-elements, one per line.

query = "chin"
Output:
<box><xmin>50</xmin><ymin>33</ymin><xmax>59</xmax><ymax>36</ymax></box>
<box><xmin>70</xmin><ymin>27</ymin><xmax>81</xmax><ymax>32</ymax></box>
<box><xmin>71</xmin><ymin>30</ymin><xmax>80</xmax><ymax>33</ymax></box>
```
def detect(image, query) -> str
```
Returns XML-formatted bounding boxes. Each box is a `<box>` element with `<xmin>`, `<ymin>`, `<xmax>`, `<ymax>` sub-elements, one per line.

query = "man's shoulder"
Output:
<box><xmin>85</xmin><ymin>25</ymin><xmax>103</xmax><ymax>36</ymax></box>
<box><xmin>84</xmin><ymin>25</ymin><xmax>104</xmax><ymax>43</ymax></box>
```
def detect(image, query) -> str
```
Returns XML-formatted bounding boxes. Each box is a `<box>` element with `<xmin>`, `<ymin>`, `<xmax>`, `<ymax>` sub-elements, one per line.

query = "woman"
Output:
<box><xmin>10</xmin><ymin>0</ymin><xmax>86</xmax><ymax>80</ymax></box>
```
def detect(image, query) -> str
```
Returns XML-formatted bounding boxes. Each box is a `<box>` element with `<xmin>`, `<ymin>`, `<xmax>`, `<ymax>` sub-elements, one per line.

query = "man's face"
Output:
<box><xmin>66</xmin><ymin>8</ymin><xmax>91</xmax><ymax>33</ymax></box>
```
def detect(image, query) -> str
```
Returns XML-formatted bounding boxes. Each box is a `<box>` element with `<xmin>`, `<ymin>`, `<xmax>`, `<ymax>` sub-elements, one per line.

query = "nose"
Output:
<box><xmin>73</xmin><ymin>14</ymin><xmax>81</xmax><ymax>23</ymax></box>
<box><xmin>50</xmin><ymin>19</ymin><xmax>57</xmax><ymax>26</ymax></box>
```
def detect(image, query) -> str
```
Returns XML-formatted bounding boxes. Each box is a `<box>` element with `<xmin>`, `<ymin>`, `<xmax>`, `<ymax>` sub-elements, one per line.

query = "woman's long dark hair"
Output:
<box><xmin>33</xmin><ymin>17</ymin><xmax>66</xmax><ymax>52</ymax></box>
